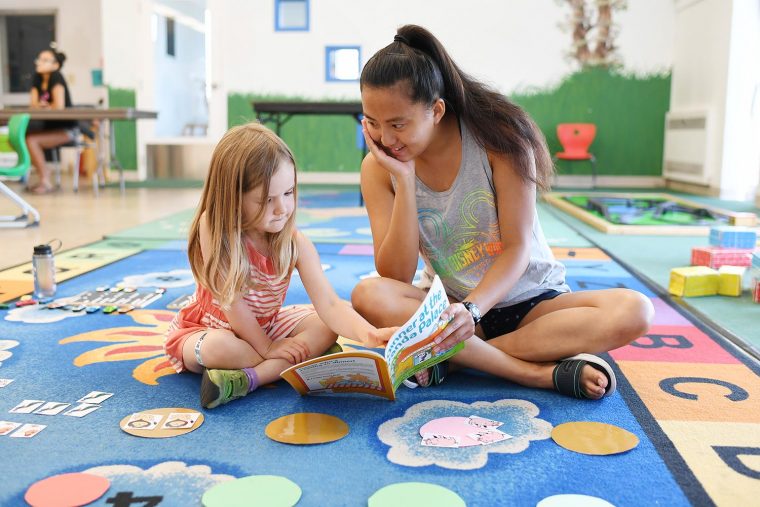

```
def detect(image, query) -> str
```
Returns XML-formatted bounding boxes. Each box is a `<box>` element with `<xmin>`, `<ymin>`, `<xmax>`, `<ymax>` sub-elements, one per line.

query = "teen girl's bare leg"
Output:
<box><xmin>26</xmin><ymin>130</ymin><xmax>72</xmax><ymax>192</ymax></box>
<box><xmin>352</xmin><ymin>278</ymin><xmax>653</xmax><ymax>399</ymax></box>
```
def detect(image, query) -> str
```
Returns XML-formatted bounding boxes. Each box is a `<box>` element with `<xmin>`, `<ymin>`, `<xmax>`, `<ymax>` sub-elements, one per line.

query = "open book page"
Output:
<box><xmin>279</xmin><ymin>350</ymin><xmax>396</xmax><ymax>400</ymax></box>
<box><xmin>384</xmin><ymin>275</ymin><xmax>464</xmax><ymax>390</ymax></box>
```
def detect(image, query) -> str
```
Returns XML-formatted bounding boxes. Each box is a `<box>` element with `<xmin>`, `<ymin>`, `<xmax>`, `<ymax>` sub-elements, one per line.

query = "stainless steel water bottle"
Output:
<box><xmin>32</xmin><ymin>243</ymin><xmax>56</xmax><ymax>298</ymax></box>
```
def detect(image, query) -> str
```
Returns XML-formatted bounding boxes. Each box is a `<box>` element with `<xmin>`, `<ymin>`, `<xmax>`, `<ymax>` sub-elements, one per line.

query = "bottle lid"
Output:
<box><xmin>34</xmin><ymin>244</ymin><xmax>53</xmax><ymax>255</ymax></box>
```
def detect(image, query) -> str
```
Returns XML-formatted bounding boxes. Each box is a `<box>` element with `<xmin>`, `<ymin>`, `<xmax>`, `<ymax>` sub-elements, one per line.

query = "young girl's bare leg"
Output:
<box><xmin>186</xmin><ymin>315</ymin><xmax>339</xmax><ymax>409</ymax></box>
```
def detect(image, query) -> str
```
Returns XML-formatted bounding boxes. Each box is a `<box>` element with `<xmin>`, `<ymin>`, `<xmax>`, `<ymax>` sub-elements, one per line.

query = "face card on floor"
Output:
<box><xmin>123</xmin><ymin>412</ymin><xmax>162</xmax><ymax>430</ymax></box>
<box><xmin>10</xmin><ymin>423</ymin><xmax>46</xmax><ymax>438</ymax></box>
<box><xmin>421</xmin><ymin>433</ymin><xmax>460</xmax><ymax>448</ymax></box>
<box><xmin>9</xmin><ymin>400</ymin><xmax>45</xmax><ymax>414</ymax></box>
<box><xmin>161</xmin><ymin>412</ymin><xmax>200</xmax><ymax>430</ymax></box>
<box><xmin>467</xmin><ymin>415</ymin><xmax>503</xmax><ymax>429</ymax></box>
<box><xmin>0</xmin><ymin>421</ymin><xmax>22</xmax><ymax>435</ymax></box>
<box><xmin>63</xmin><ymin>404</ymin><xmax>101</xmax><ymax>418</ymax></box>
<box><xmin>467</xmin><ymin>429</ymin><xmax>513</xmax><ymax>445</ymax></box>
<box><xmin>0</xmin><ymin>379</ymin><xmax>14</xmax><ymax>388</ymax></box>
<box><xmin>77</xmin><ymin>391</ymin><xmax>114</xmax><ymax>404</ymax></box>
<box><xmin>34</xmin><ymin>402</ymin><xmax>71</xmax><ymax>416</ymax></box>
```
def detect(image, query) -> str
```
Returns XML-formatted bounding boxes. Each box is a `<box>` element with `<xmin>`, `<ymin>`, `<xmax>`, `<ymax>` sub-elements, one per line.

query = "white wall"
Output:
<box><xmin>220</xmin><ymin>0</ymin><xmax>675</xmax><ymax>98</ymax></box>
<box><xmin>669</xmin><ymin>0</ymin><xmax>760</xmax><ymax>200</ymax></box>
<box><xmin>152</xmin><ymin>12</ymin><xmax>206</xmax><ymax>137</ymax></box>
<box><xmin>0</xmin><ymin>0</ymin><xmax>105</xmax><ymax>106</ymax></box>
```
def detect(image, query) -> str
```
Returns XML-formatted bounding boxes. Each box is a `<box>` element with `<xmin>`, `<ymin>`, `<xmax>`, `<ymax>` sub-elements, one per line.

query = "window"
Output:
<box><xmin>325</xmin><ymin>46</ymin><xmax>360</xmax><ymax>82</ymax></box>
<box><xmin>275</xmin><ymin>0</ymin><xmax>309</xmax><ymax>31</ymax></box>
<box><xmin>166</xmin><ymin>17</ymin><xmax>176</xmax><ymax>56</ymax></box>
<box><xmin>0</xmin><ymin>14</ymin><xmax>55</xmax><ymax>93</ymax></box>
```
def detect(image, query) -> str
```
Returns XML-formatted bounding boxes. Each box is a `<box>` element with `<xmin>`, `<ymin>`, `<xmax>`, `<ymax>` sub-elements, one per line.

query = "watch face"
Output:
<box><xmin>464</xmin><ymin>302</ymin><xmax>481</xmax><ymax>323</ymax></box>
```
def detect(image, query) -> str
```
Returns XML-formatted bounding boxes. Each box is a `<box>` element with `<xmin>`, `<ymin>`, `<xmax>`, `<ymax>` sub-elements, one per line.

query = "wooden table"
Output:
<box><xmin>251</xmin><ymin>101</ymin><xmax>363</xmax><ymax>136</ymax></box>
<box><xmin>252</xmin><ymin>101</ymin><xmax>365</xmax><ymax>204</ymax></box>
<box><xmin>0</xmin><ymin>108</ymin><xmax>158</xmax><ymax>194</ymax></box>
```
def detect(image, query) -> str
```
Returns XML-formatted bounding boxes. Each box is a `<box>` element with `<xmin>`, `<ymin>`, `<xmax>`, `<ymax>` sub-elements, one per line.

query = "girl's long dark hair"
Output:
<box><xmin>360</xmin><ymin>25</ymin><xmax>553</xmax><ymax>191</ymax></box>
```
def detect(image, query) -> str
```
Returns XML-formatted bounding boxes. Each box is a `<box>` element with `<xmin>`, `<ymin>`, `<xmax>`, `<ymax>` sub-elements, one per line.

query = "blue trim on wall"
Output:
<box><xmin>275</xmin><ymin>0</ymin><xmax>309</xmax><ymax>32</ymax></box>
<box><xmin>325</xmin><ymin>45</ymin><xmax>361</xmax><ymax>82</ymax></box>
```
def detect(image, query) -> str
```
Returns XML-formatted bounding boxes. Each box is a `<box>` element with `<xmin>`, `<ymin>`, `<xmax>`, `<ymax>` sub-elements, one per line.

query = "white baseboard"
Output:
<box><xmin>298</xmin><ymin>172</ymin><xmax>360</xmax><ymax>185</ymax></box>
<box><xmin>554</xmin><ymin>175</ymin><xmax>665</xmax><ymax>188</ymax></box>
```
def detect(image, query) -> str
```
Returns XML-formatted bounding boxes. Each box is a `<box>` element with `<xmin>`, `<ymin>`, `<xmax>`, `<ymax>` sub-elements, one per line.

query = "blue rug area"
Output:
<box><xmin>1</xmin><ymin>236</ymin><xmax>758</xmax><ymax>505</ymax></box>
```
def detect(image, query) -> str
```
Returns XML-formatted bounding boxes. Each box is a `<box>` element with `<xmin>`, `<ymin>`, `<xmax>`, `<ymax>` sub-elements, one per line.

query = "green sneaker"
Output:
<box><xmin>201</xmin><ymin>368</ymin><xmax>250</xmax><ymax>409</ymax></box>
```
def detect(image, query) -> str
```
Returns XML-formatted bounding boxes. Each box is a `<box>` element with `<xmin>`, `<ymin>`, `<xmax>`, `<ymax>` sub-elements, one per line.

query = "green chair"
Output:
<box><xmin>0</xmin><ymin>113</ymin><xmax>40</xmax><ymax>227</ymax></box>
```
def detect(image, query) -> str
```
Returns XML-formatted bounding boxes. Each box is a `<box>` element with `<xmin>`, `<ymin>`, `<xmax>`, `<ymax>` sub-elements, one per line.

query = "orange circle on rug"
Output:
<box><xmin>25</xmin><ymin>472</ymin><xmax>110</xmax><ymax>507</ymax></box>
<box><xmin>552</xmin><ymin>421</ymin><xmax>639</xmax><ymax>455</ymax></box>
<box><xmin>120</xmin><ymin>407</ymin><xmax>204</xmax><ymax>438</ymax></box>
<box><xmin>265</xmin><ymin>412</ymin><xmax>349</xmax><ymax>444</ymax></box>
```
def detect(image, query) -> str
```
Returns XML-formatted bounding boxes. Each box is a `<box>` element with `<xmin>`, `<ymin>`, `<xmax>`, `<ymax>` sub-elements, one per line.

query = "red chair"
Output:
<box><xmin>554</xmin><ymin>123</ymin><xmax>597</xmax><ymax>187</ymax></box>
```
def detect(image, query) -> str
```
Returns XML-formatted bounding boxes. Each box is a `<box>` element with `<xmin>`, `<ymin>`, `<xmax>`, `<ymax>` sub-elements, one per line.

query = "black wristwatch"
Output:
<box><xmin>462</xmin><ymin>301</ymin><xmax>482</xmax><ymax>326</ymax></box>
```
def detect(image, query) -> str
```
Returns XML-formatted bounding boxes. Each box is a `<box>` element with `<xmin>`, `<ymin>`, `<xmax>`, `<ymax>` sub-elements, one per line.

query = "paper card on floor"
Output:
<box><xmin>9</xmin><ymin>400</ymin><xmax>45</xmax><ymax>414</ymax></box>
<box><xmin>467</xmin><ymin>429</ymin><xmax>513</xmax><ymax>445</ymax></box>
<box><xmin>0</xmin><ymin>379</ymin><xmax>14</xmax><ymax>388</ymax></box>
<box><xmin>34</xmin><ymin>402</ymin><xmax>71</xmax><ymax>416</ymax></box>
<box><xmin>122</xmin><ymin>412</ymin><xmax>163</xmax><ymax>430</ymax></box>
<box><xmin>161</xmin><ymin>412</ymin><xmax>200</xmax><ymax>430</ymax></box>
<box><xmin>0</xmin><ymin>421</ymin><xmax>22</xmax><ymax>435</ymax></box>
<box><xmin>77</xmin><ymin>391</ymin><xmax>114</xmax><ymax>404</ymax></box>
<box><xmin>467</xmin><ymin>415</ymin><xmax>504</xmax><ymax>429</ymax></box>
<box><xmin>9</xmin><ymin>423</ymin><xmax>46</xmax><ymax>438</ymax></box>
<box><xmin>421</xmin><ymin>433</ymin><xmax>461</xmax><ymax>448</ymax></box>
<box><xmin>63</xmin><ymin>403</ymin><xmax>101</xmax><ymax>418</ymax></box>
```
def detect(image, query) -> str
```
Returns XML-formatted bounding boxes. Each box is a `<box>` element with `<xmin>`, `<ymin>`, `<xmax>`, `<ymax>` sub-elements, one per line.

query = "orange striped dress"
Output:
<box><xmin>163</xmin><ymin>238</ymin><xmax>314</xmax><ymax>373</ymax></box>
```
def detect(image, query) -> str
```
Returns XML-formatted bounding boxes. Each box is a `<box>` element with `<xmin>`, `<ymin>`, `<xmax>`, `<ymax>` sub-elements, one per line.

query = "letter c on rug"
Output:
<box><xmin>659</xmin><ymin>377</ymin><xmax>749</xmax><ymax>401</ymax></box>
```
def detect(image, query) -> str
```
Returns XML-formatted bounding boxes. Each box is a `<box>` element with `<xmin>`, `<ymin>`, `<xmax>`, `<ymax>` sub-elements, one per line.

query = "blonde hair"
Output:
<box><xmin>188</xmin><ymin>122</ymin><xmax>299</xmax><ymax>309</ymax></box>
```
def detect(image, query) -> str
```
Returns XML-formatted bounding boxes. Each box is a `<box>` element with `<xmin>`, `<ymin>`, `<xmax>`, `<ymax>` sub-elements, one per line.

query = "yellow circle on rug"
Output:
<box><xmin>265</xmin><ymin>412</ymin><xmax>349</xmax><ymax>444</ymax></box>
<box><xmin>552</xmin><ymin>421</ymin><xmax>638</xmax><ymax>455</ymax></box>
<box><xmin>120</xmin><ymin>407</ymin><xmax>203</xmax><ymax>438</ymax></box>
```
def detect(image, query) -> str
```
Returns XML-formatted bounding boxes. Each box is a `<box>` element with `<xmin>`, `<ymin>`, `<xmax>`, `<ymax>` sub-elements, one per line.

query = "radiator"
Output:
<box><xmin>663</xmin><ymin>110</ymin><xmax>711</xmax><ymax>185</ymax></box>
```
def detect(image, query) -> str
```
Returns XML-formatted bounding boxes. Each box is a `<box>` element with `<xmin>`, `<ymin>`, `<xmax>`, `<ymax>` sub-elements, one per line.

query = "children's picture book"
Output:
<box><xmin>280</xmin><ymin>275</ymin><xmax>463</xmax><ymax>400</ymax></box>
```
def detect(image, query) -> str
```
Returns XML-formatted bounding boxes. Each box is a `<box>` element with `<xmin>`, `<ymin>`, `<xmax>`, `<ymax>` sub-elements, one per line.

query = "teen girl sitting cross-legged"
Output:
<box><xmin>351</xmin><ymin>25</ymin><xmax>654</xmax><ymax>399</ymax></box>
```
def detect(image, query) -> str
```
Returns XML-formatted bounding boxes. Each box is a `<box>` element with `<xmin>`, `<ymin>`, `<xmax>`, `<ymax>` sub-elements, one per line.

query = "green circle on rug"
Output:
<box><xmin>202</xmin><ymin>475</ymin><xmax>301</xmax><ymax>507</ymax></box>
<box><xmin>369</xmin><ymin>482</ymin><xmax>465</xmax><ymax>507</ymax></box>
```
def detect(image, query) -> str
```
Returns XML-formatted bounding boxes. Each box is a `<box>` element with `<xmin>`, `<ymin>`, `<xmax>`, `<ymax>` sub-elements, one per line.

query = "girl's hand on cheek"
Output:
<box><xmin>362</xmin><ymin>119</ymin><xmax>415</xmax><ymax>179</ymax></box>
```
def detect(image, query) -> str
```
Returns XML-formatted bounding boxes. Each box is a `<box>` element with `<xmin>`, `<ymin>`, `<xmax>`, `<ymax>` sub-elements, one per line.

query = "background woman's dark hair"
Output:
<box><xmin>360</xmin><ymin>25</ymin><xmax>553</xmax><ymax>191</ymax></box>
<box><xmin>40</xmin><ymin>45</ymin><xmax>66</xmax><ymax>69</ymax></box>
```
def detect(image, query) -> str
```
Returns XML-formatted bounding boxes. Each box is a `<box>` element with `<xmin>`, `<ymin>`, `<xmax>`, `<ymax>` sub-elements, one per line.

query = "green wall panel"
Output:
<box><xmin>107</xmin><ymin>87</ymin><xmax>137</xmax><ymax>171</ymax></box>
<box><xmin>228</xmin><ymin>68</ymin><xmax>670</xmax><ymax>176</ymax></box>
<box><xmin>512</xmin><ymin>67</ymin><xmax>671</xmax><ymax>177</ymax></box>
<box><xmin>228</xmin><ymin>94</ymin><xmax>363</xmax><ymax>173</ymax></box>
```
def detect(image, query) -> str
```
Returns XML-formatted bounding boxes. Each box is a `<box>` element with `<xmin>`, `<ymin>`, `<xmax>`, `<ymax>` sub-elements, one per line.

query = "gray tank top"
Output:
<box><xmin>398</xmin><ymin>122</ymin><xmax>569</xmax><ymax>307</ymax></box>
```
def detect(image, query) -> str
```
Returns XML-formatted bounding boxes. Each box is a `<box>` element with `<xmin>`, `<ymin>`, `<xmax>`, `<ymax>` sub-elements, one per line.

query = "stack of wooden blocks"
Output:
<box><xmin>670</xmin><ymin>226</ymin><xmax>758</xmax><ymax>299</ymax></box>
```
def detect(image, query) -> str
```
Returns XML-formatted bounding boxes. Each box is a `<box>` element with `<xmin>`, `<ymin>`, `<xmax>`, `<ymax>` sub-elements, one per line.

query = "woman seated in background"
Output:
<box><xmin>26</xmin><ymin>45</ymin><xmax>78</xmax><ymax>194</ymax></box>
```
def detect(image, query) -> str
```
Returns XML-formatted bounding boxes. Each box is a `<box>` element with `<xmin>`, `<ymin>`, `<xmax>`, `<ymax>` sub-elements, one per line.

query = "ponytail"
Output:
<box><xmin>361</xmin><ymin>25</ymin><xmax>553</xmax><ymax>191</ymax></box>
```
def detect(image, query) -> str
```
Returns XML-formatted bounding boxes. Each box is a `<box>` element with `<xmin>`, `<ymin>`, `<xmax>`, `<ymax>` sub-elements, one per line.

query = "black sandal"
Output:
<box><xmin>407</xmin><ymin>360</ymin><xmax>449</xmax><ymax>388</ymax></box>
<box><xmin>552</xmin><ymin>353</ymin><xmax>617</xmax><ymax>399</ymax></box>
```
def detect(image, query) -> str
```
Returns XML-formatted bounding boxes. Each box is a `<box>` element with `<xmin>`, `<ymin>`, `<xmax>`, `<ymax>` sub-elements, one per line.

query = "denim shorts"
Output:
<box><xmin>479</xmin><ymin>290</ymin><xmax>564</xmax><ymax>340</ymax></box>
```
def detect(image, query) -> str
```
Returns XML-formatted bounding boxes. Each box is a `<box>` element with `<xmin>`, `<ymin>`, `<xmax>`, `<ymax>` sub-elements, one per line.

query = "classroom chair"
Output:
<box><xmin>49</xmin><ymin>120</ymin><xmax>99</xmax><ymax>193</ymax></box>
<box><xmin>554</xmin><ymin>123</ymin><xmax>598</xmax><ymax>187</ymax></box>
<box><xmin>0</xmin><ymin>113</ymin><xmax>40</xmax><ymax>227</ymax></box>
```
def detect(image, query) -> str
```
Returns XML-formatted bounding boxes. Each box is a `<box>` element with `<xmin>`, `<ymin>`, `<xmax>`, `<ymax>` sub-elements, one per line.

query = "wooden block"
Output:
<box><xmin>669</xmin><ymin>266</ymin><xmax>719</xmax><ymax>297</ymax></box>
<box><xmin>717</xmin><ymin>266</ymin><xmax>745</xmax><ymax>296</ymax></box>
<box><xmin>709</xmin><ymin>226</ymin><xmax>757</xmax><ymax>249</ymax></box>
<box><xmin>691</xmin><ymin>246</ymin><xmax>753</xmax><ymax>269</ymax></box>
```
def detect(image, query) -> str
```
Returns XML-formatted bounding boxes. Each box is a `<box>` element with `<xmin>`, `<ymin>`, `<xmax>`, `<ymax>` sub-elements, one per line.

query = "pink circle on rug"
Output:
<box><xmin>25</xmin><ymin>472</ymin><xmax>110</xmax><ymax>507</ymax></box>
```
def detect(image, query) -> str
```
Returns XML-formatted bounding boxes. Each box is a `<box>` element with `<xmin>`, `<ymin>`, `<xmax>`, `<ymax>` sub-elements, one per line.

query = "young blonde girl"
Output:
<box><xmin>164</xmin><ymin>123</ymin><xmax>393</xmax><ymax>409</ymax></box>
